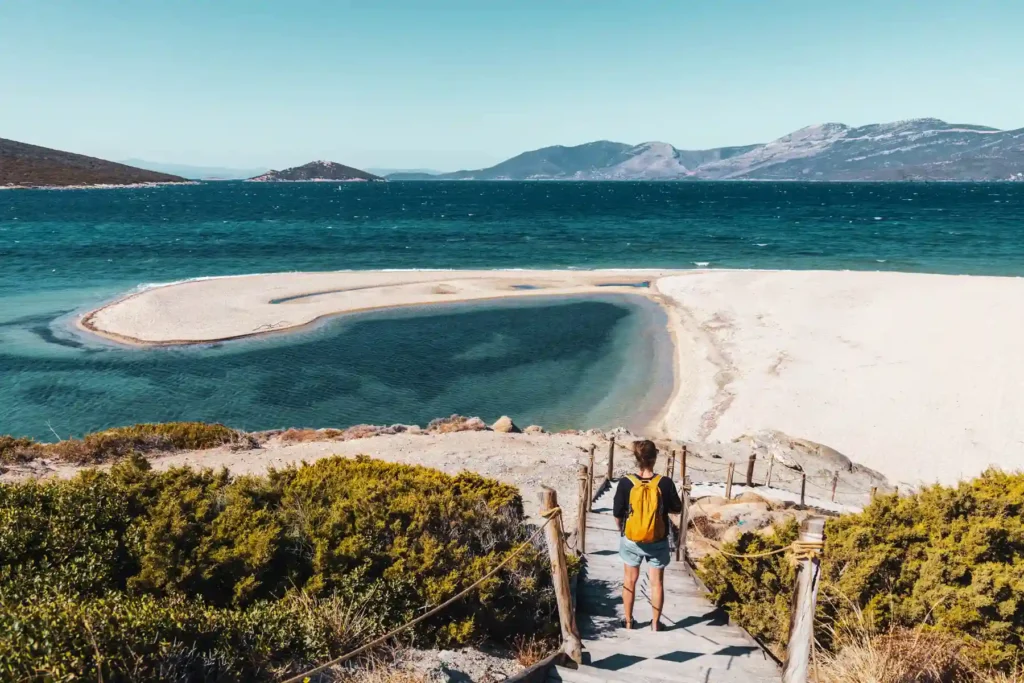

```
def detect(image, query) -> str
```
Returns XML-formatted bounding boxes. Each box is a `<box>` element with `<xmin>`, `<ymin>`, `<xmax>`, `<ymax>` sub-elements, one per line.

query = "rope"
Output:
<box><xmin>279</xmin><ymin>509</ymin><xmax>561</xmax><ymax>683</ymax></box>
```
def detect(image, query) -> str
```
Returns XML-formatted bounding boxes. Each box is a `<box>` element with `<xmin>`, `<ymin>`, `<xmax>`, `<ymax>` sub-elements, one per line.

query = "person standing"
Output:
<box><xmin>613</xmin><ymin>439</ymin><xmax>683</xmax><ymax>631</ymax></box>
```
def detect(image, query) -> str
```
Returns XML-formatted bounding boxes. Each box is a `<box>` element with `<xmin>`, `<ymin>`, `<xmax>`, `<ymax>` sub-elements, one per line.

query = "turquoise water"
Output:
<box><xmin>2</xmin><ymin>181</ymin><xmax>1023</xmax><ymax>439</ymax></box>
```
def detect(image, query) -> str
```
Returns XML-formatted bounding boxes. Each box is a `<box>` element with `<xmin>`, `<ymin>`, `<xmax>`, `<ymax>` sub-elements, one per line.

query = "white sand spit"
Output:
<box><xmin>77</xmin><ymin>268</ymin><xmax>1024</xmax><ymax>486</ymax></box>
<box><xmin>80</xmin><ymin>269</ymin><xmax>676</xmax><ymax>345</ymax></box>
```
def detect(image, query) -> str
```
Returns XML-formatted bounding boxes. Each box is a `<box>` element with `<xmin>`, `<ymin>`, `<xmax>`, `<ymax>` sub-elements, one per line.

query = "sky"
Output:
<box><xmin>2</xmin><ymin>0</ymin><xmax>1023</xmax><ymax>171</ymax></box>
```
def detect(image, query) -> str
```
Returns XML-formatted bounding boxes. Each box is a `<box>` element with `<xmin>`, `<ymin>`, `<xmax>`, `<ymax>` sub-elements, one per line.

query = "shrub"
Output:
<box><xmin>0</xmin><ymin>455</ymin><xmax>557</xmax><ymax>681</ymax></box>
<box><xmin>0</xmin><ymin>590</ymin><xmax>385</xmax><ymax>683</ymax></box>
<box><xmin>698</xmin><ymin>469</ymin><xmax>1024</xmax><ymax>672</ymax></box>
<box><xmin>0</xmin><ymin>422</ymin><xmax>239</xmax><ymax>465</ymax></box>
<box><xmin>0</xmin><ymin>435</ymin><xmax>44</xmax><ymax>464</ymax></box>
<box><xmin>47</xmin><ymin>422</ymin><xmax>239</xmax><ymax>463</ymax></box>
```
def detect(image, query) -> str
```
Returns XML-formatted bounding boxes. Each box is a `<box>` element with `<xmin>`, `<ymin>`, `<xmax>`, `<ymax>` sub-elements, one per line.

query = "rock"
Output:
<box><xmin>720</xmin><ymin>526</ymin><xmax>744</xmax><ymax>544</ymax></box>
<box><xmin>491</xmin><ymin>416</ymin><xmax>521</xmax><ymax>433</ymax></box>
<box><xmin>735</xmin><ymin>491</ymin><xmax>771</xmax><ymax>505</ymax></box>
<box><xmin>524</xmin><ymin>425</ymin><xmax>545</xmax><ymax>435</ymax></box>
<box><xmin>607</xmin><ymin>427</ymin><xmax>639</xmax><ymax>441</ymax></box>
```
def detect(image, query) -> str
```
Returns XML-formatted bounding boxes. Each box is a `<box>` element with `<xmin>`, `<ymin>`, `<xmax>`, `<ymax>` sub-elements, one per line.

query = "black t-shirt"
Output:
<box><xmin>613</xmin><ymin>474</ymin><xmax>683</xmax><ymax>541</ymax></box>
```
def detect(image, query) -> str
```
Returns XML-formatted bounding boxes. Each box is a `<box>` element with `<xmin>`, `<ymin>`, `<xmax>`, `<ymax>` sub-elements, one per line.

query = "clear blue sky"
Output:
<box><xmin>2</xmin><ymin>0</ymin><xmax>1022</xmax><ymax>171</ymax></box>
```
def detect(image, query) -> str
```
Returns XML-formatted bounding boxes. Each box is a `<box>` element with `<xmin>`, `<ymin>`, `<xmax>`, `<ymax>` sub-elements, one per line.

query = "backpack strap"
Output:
<box><xmin>650</xmin><ymin>474</ymin><xmax>663</xmax><ymax>487</ymax></box>
<box><xmin>625</xmin><ymin>474</ymin><xmax>640</xmax><ymax>486</ymax></box>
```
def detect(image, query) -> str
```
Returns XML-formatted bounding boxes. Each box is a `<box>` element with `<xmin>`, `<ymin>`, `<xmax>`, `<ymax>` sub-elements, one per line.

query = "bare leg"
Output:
<box><xmin>622</xmin><ymin>563</ymin><xmax>640</xmax><ymax>628</ymax></box>
<box><xmin>649</xmin><ymin>566</ymin><xmax>665</xmax><ymax>631</ymax></box>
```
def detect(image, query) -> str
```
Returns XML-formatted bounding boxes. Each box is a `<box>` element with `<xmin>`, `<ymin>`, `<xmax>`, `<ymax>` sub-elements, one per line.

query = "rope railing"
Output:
<box><xmin>278</xmin><ymin>509</ymin><xmax>562</xmax><ymax>683</ymax></box>
<box><xmin>679</xmin><ymin>452</ymin><xmax>884</xmax><ymax>504</ymax></box>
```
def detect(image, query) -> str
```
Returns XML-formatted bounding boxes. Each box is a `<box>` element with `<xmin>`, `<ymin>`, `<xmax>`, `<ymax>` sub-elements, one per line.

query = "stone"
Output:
<box><xmin>735</xmin><ymin>491</ymin><xmax>771</xmax><ymax>505</ymax></box>
<box><xmin>524</xmin><ymin>425</ymin><xmax>545</xmax><ymax>435</ymax></box>
<box><xmin>491</xmin><ymin>416</ymin><xmax>521</xmax><ymax>433</ymax></box>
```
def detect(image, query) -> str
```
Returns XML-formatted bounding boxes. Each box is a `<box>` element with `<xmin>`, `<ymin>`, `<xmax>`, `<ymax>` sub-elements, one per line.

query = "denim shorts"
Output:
<box><xmin>619</xmin><ymin>536</ymin><xmax>671</xmax><ymax>569</ymax></box>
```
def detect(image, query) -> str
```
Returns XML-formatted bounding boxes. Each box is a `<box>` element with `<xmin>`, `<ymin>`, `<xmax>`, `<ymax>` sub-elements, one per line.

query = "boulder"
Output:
<box><xmin>491</xmin><ymin>416</ymin><xmax>521</xmax><ymax>433</ymax></box>
<box><xmin>735</xmin><ymin>491</ymin><xmax>772</xmax><ymax>506</ymax></box>
<box><xmin>524</xmin><ymin>425</ymin><xmax>545</xmax><ymax>435</ymax></box>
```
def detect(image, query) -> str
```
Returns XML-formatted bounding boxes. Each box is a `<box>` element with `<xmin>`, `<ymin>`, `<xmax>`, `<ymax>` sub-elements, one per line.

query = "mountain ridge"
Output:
<box><xmin>1</xmin><ymin>138</ymin><xmax>188</xmax><ymax>188</ymax></box>
<box><xmin>387</xmin><ymin>118</ymin><xmax>1024</xmax><ymax>181</ymax></box>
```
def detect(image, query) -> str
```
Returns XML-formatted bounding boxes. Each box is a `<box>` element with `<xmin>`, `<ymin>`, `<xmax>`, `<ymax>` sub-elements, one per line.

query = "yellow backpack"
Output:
<box><xmin>623</xmin><ymin>474</ymin><xmax>665</xmax><ymax>543</ymax></box>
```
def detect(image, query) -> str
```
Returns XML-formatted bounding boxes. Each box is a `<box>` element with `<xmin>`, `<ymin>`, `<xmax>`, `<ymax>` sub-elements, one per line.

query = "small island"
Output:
<box><xmin>0</xmin><ymin>137</ymin><xmax>188</xmax><ymax>188</ymax></box>
<box><xmin>247</xmin><ymin>160</ymin><xmax>384</xmax><ymax>182</ymax></box>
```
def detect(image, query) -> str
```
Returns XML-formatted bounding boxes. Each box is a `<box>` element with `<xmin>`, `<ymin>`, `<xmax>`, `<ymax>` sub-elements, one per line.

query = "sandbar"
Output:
<box><xmin>79</xmin><ymin>268</ymin><xmax>1024</xmax><ymax>486</ymax></box>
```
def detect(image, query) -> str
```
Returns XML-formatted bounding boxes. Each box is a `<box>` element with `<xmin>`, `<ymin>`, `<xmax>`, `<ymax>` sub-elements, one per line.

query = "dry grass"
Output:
<box><xmin>339</xmin><ymin>668</ymin><xmax>427</xmax><ymax>683</ymax></box>
<box><xmin>815</xmin><ymin>607</ymin><xmax>1023</xmax><ymax>683</ymax></box>
<box><xmin>512</xmin><ymin>634</ymin><xmax>554</xmax><ymax>667</ymax></box>
<box><xmin>816</xmin><ymin>629</ymin><xmax>974</xmax><ymax>683</ymax></box>
<box><xmin>279</xmin><ymin>427</ymin><xmax>346</xmax><ymax>443</ymax></box>
<box><xmin>426</xmin><ymin>415</ymin><xmax>487</xmax><ymax>434</ymax></box>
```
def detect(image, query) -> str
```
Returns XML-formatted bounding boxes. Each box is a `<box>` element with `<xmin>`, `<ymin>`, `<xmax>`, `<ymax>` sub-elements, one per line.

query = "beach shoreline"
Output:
<box><xmin>76</xmin><ymin>269</ymin><xmax>686</xmax><ymax>346</ymax></box>
<box><xmin>0</xmin><ymin>181</ymin><xmax>199</xmax><ymax>191</ymax></box>
<box><xmin>76</xmin><ymin>268</ymin><xmax>1024</xmax><ymax>486</ymax></box>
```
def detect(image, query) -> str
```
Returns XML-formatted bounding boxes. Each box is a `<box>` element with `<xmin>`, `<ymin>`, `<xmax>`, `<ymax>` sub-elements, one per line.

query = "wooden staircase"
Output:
<box><xmin>548</xmin><ymin>482</ymin><xmax>781</xmax><ymax>683</ymax></box>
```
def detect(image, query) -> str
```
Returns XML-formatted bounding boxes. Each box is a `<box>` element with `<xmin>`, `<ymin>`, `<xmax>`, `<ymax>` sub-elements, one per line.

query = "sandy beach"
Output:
<box><xmin>79</xmin><ymin>268</ymin><xmax>1024</xmax><ymax>486</ymax></box>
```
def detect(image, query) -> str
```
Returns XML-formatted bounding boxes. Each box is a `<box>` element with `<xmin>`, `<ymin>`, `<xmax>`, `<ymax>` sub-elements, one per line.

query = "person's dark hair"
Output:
<box><xmin>632</xmin><ymin>440</ymin><xmax>658</xmax><ymax>470</ymax></box>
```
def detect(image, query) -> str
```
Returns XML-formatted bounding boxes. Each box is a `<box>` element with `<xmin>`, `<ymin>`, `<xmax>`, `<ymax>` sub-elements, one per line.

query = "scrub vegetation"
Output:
<box><xmin>0</xmin><ymin>455</ymin><xmax>557</xmax><ymax>681</ymax></box>
<box><xmin>699</xmin><ymin>469</ymin><xmax>1024</xmax><ymax>681</ymax></box>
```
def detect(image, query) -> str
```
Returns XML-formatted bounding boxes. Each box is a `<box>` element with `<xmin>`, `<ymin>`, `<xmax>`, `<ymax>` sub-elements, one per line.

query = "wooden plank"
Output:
<box><xmin>539</xmin><ymin>488</ymin><xmax>582</xmax><ymax>665</ymax></box>
<box><xmin>782</xmin><ymin>516</ymin><xmax>825</xmax><ymax>683</ymax></box>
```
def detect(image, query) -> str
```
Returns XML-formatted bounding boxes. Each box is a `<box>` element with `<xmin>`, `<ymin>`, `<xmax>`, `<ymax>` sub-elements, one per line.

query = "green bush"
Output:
<box><xmin>0</xmin><ymin>455</ymin><xmax>557</xmax><ymax>681</ymax></box>
<box><xmin>698</xmin><ymin>469</ymin><xmax>1024</xmax><ymax>670</ymax></box>
<box><xmin>0</xmin><ymin>422</ymin><xmax>238</xmax><ymax>465</ymax></box>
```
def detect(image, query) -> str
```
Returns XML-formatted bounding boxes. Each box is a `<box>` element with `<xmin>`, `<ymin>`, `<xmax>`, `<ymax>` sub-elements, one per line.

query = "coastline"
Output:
<box><xmin>0</xmin><ymin>181</ymin><xmax>198</xmax><ymax>191</ymax></box>
<box><xmin>75</xmin><ymin>268</ymin><xmax>1024</xmax><ymax>486</ymax></box>
<box><xmin>76</xmin><ymin>269</ymin><xmax>685</xmax><ymax>346</ymax></box>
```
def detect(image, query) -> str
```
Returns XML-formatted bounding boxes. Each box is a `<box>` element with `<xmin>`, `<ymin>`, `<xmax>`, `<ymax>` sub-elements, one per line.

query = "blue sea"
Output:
<box><xmin>2</xmin><ymin>181</ymin><xmax>1023</xmax><ymax>440</ymax></box>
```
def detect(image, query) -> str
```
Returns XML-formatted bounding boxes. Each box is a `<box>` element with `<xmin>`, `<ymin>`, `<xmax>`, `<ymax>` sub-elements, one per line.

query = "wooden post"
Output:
<box><xmin>587</xmin><ymin>445</ymin><xmax>596</xmax><ymax>512</ymax></box>
<box><xmin>680</xmin><ymin>445</ymin><xmax>688</xmax><ymax>485</ymax></box>
<box><xmin>782</xmin><ymin>516</ymin><xmax>826</xmax><ymax>683</ymax></box>
<box><xmin>676</xmin><ymin>475</ymin><xmax>691</xmax><ymax>561</ymax></box>
<box><xmin>799</xmin><ymin>473</ymin><xmax>807</xmax><ymax>507</ymax></box>
<box><xmin>870</xmin><ymin>486</ymin><xmax>877</xmax><ymax>501</ymax></box>
<box><xmin>538</xmin><ymin>488</ymin><xmax>583</xmax><ymax>664</ymax></box>
<box><xmin>606</xmin><ymin>437</ymin><xmax>615</xmax><ymax>481</ymax></box>
<box><xmin>831</xmin><ymin>471</ymin><xmax>839</xmax><ymax>502</ymax></box>
<box><xmin>724</xmin><ymin>462</ymin><xmax>735</xmax><ymax>500</ymax></box>
<box><xmin>576</xmin><ymin>465</ymin><xmax>588</xmax><ymax>555</ymax></box>
<box><xmin>766</xmin><ymin>454</ymin><xmax>775</xmax><ymax>488</ymax></box>
<box><xmin>667</xmin><ymin>449</ymin><xmax>675</xmax><ymax>479</ymax></box>
<box><xmin>745</xmin><ymin>454</ymin><xmax>756</xmax><ymax>487</ymax></box>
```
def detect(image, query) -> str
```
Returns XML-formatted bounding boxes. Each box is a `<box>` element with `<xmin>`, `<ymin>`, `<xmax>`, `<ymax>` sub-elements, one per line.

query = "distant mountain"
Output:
<box><xmin>249</xmin><ymin>161</ymin><xmax>384</xmax><ymax>182</ymax></box>
<box><xmin>122</xmin><ymin>159</ymin><xmax>269</xmax><ymax>180</ymax></box>
<box><xmin>388</xmin><ymin>119</ymin><xmax>1024</xmax><ymax>181</ymax></box>
<box><xmin>1</xmin><ymin>138</ymin><xmax>188</xmax><ymax>188</ymax></box>
<box><xmin>692</xmin><ymin>119</ymin><xmax>1024</xmax><ymax>181</ymax></box>
<box><xmin>367</xmin><ymin>167</ymin><xmax>442</xmax><ymax>177</ymax></box>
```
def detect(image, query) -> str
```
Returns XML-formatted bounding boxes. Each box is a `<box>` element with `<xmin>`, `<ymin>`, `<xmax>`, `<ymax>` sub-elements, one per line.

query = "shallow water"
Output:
<box><xmin>1</xmin><ymin>295</ymin><xmax>672</xmax><ymax>440</ymax></box>
<box><xmin>2</xmin><ymin>180</ymin><xmax>1022</xmax><ymax>438</ymax></box>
